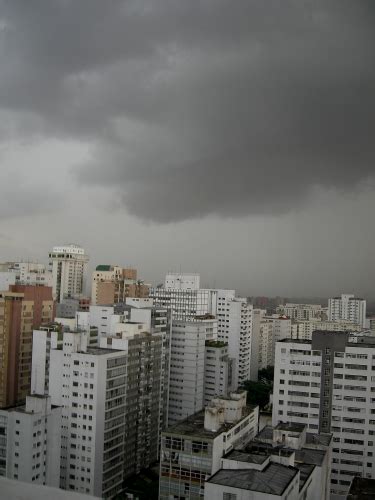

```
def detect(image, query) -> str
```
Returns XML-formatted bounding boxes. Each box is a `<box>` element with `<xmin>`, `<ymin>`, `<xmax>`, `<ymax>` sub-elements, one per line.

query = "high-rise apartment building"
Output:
<box><xmin>164</xmin><ymin>273</ymin><xmax>200</xmax><ymax>290</ymax></box>
<box><xmin>159</xmin><ymin>392</ymin><xmax>259</xmax><ymax>500</ymax></box>
<box><xmin>204</xmin><ymin>340</ymin><xmax>235</xmax><ymax>406</ymax></box>
<box><xmin>0</xmin><ymin>395</ymin><xmax>61</xmax><ymax>486</ymax></box>
<box><xmin>48</xmin><ymin>331</ymin><xmax>128</xmax><ymax>498</ymax></box>
<box><xmin>291</xmin><ymin>319</ymin><xmax>363</xmax><ymax>341</ymax></box>
<box><xmin>0</xmin><ymin>285</ymin><xmax>54</xmax><ymax>408</ymax></box>
<box><xmin>43</xmin><ymin>311</ymin><xmax>167</xmax><ymax>497</ymax></box>
<box><xmin>216</xmin><ymin>293</ymin><xmax>253</xmax><ymax>386</ymax></box>
<box><xmin>277</xmin><ymin>303</ymin><xmax>327</xmax><ymax>321</ymax></box>
<box><xmin>49</xmin><ymin>245</ymin><xmax>89</xmax><ymax>303</ymax></box>
<box><xmin>150</xmin><ymin>273</ymin><xmax>218</xmax><ymax>322</ymax></box>
<box><xmin>272</xmin><ymin>331</ymin><xmax>375</xmax><ymax>498</ymax></box>
<box><xmin>91</xmin><ymin>265</ymin><xmax>149</xmax><ymax>305</ymax></box>
<box><xmin>328</xmin><ymin>294</ymin><xmax>367</xmax><ymax>327</ymax></box>
<box><xmin>99</xmin><ymin>324</ymin><xmax>163</xmax><ymax>478</ymax></box>
<box><xmin>168</xmin><ymin>317</ymin><xmax>217</xmax><ymax>425</ymax></box>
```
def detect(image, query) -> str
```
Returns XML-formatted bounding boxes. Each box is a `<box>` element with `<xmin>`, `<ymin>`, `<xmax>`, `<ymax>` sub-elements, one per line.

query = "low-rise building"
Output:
<box><xmin>159</xmin><ymin>392</ymin><xmax>259</xmax><ymax>499</ymax></box>
<box><xmin>205</xmin><ymin>422</ymin><xmax>332</xmax><ymax>500</ymax></box>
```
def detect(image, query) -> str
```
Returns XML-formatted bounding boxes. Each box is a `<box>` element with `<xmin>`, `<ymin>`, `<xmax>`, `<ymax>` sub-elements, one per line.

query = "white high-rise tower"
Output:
<box><xmin>49</xmin><ymin>244</ymin><xmax>89</xmax><ymax>302</ymax></box>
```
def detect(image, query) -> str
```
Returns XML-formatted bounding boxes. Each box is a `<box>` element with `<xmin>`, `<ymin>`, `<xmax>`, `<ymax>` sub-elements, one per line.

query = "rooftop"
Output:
<box><xmin>163</xmin><ymin>405</ymin><xmax>257</xmax><ymax>439</ymax></box>
<box><xmin>96</xmin><ymin>264</ymin><xmax>112</xmax><ymax>271</ymax></box>
<box><xmin>275</xmin><ymin>422</ymin><xmax>306</xmax><ymax>433</ymax></box>
<box><xmin>207</xmin><ymin>464</ymin><xmax>298</xmax><ymax>495</ymax></box>
<box><xmin>224</xmin><ymin>449</ymin><xmax>269</xmax><ymax>465</ymax></box>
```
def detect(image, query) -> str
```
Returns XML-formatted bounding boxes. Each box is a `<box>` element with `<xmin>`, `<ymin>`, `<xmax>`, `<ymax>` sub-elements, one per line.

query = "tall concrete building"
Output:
<box><xmin>0</xmin><ymin>285</ymin><xmax>54</xmax><ymax>408</ymax></box>
<box><xmin>291</xmin><ymin>319</ymin><xmax>362</xmax><ymax>341</ymax></box>
<box><xmin>100</xmin><ymin>323</ymin><xmax>164</xmax><ymax>477</ymax></box>
<box><xmin>328</xmin><ymin>294</ymin><xmax>367</xmax><ymax>327</ymax></box>
<box><xmin>49</xmin><ymin>245</ymin><xmax>89</xmax><ymax>302</ymax></box>
<box><xmin>0</xmin><ymin>395</ymin><xmax>61</xmax><ymax>487</ymax></box>
<box><xmin>272</xmin><ymin>331</ymin><xmax>375</xmax><ymax>498</ymax></box>
<box><xmin>277</xmin><ymin>303</ymin><xmax>327</xmax><ymax>321</ymax></box>
<box><xmin>204</xmin><ymin>340</ymin><xmax>235</xmax><ymax>406</ymax></box>
<box><xmin>91</xmin><ymin>265</ymin><xmax>149</xmax><ymax>305</ymax></box>
<box><xmin>150</xmin><ymin>273</ymin><xmax>218</xmax><ymax>322</ymax></box>
<box><xmin>168</xmin><ymin>316</ymin><xmax>217</xmax><ymax>425</ymax></box>
<box><xmin>152</xmin><ymin>275</ymin><xmax>253</xmax><ymax>390</ymax></box>
<box><xmin>48</xmin><ymin>329</ymin><xmax>128</xmax><ymax>498</ymax></box>
<box><xmin>159</xmin><ymin>392</ymin><xmax>259</xmax><ymax>500</ymax></box>
<box><xmin>216</xmin><ymin>292</ymin><xmax>253</xmax><ymax>386</ymax></box>
<box><xmin>42</xmin><ymin>313</ymin><xmax>168</xmax><ymax>497</ymax></box>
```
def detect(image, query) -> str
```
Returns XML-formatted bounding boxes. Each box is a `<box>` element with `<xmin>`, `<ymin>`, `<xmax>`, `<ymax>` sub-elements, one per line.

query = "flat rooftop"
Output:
<box><xmin>163</xmin><ymin>405</ymin><xmax>257</xmax><ymax>439</ymax></box>
<box><xmin>224</xmin><ymin>449</ymin><xmax>269</xmax><ymax>465</ymax></box>
<box><xmin>275</xmin><ymin>422</ymin><xmax>306</xmax><ymax>433</ymax></box>
<box><xmin>207</xmin><ymin>463</ymin><xmax>298</xmax><ymax>495</ymax></box>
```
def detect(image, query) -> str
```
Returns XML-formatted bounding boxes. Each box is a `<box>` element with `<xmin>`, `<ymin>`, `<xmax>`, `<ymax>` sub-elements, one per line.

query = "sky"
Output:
<box><xmin>0</xmin><ymin>1</ymin><xmax>374</xmax><ymax>298</ymax></box>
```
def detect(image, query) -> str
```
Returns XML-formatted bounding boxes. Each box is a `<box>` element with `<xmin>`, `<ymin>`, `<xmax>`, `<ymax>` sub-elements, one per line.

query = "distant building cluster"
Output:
<box><xmin>0</xmin><ymin>245</ymin><xmax>374</xmax><ymax>498</ymax></box>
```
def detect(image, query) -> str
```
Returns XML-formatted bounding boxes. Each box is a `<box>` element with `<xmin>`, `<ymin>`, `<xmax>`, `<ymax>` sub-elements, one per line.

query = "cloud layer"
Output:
<box><xmin>0</xmin><ymin>0</ymin><xmax>374</xmax><ymax>221</ymax></box>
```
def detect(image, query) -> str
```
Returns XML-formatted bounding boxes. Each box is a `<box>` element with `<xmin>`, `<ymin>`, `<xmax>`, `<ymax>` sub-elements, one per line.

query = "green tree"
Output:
<box><xmin>241</xmin><ymin>380</ymin><xmax>272</xmax><ymax>409</ymax></box>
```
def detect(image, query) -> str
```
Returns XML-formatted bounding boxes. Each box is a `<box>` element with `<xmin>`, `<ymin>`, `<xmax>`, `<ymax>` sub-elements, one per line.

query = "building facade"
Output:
<box><xmin>91</xmin><ymin>265</ymin><xmax>149</xmax><ymax>305</ymax></box>
<box><xmin>328</xmin><ymin>294</ymin><xmax>367</xmax><ymax>328</ymax></box>
<box><xmin>49</xmin><ymin>245</ymin><xmax>89</xmax><ymax>303</ymax></box>
<box><xmin>216</xmin><ymin>293</ymin><xmax>253</xmax><ymax>386</ymax></box>
<box><xmin>168</xmin><ymin>318</ymin><xmax>217</xmax><ymax>426</ymax></box>
<box><xmin>0</xmin><ymin>395</ymin><xmax>61</xmax><ymax>487</ymax></box>
<box><xmin>160</xmin><ymin>392</ymin><xmax>259</xmax><ymax>499</ymax></box>
<box><xmin>0</xmin><ymin>285</ymin><xmax>54</xmax><ymax>408</ymax></box>
<box><xmin>272</xmin><ymin>331</ymin><xmax>375</xmax><ymax>498</ymax></box>
<box><xmin>206</xmin><ymin>422</ymin><xmax>331</xmax><ymax>500</ymax></box>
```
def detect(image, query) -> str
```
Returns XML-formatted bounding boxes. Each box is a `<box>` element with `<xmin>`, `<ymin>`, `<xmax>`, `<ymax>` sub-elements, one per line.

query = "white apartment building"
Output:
<box><xmin>164</xmin><ymin>273</ymin><xmax>200</xmax><ymax>290</ymax></box>
<box><xmin>291</xmin><ymin>319</ymin><xmax>363</xmax><ymax>341</ymax></box>
<box><xmin>0</xmin><ymin>395</ymin><xmax>61</xmax><ymax>487</ymax></box>
<box><xmin>160</xmin><ymin>392</ymin><xmax>259</xmax><ymax>500</ymax></box>
<box><xmin>204</xmin><ymin>340</ymin><xmax>235</xmax><ymax>406</ymax></box>
<box><xmin>49</xmin><ymin>245</ymin><xmax>89</xmax><ymax>302</ymax></box>
<box><xmin>31</xmin><ymin>326</ymin><xmax>63</xmax><ymax>396</ymax></box>
<box><xmin>150</xmin><ymin>273</ymin><xmax>218</xmax><ymax>322</ymax></box>
<box><xmin>328</xmin><ymin>294</ymin><xmax>367</xmax><ymax>327</ymax></box>
<box><xmin>168</xmin><ymin>318</ymin><xmax>217</xmax><ymax>425</ymax></box>
<box><xmin>0</xmin><ymin>271</ymin><xmax>16</xmax><ymax>291</ymax></box>
<box><xmin>99</xmin><ymin>323</ymin><xmax>164</xmax><ymax>477</ymax></box>
<box><xmin>48</xmin><ymin>331</ymin><xmax>127</xmax><ymax>498</ymax></box>
<box><xmin>258</xmin><ymin>319</ymin><xmax>274</xmax><ymax>371</ymax></box>
<box><xmin>277</xmin><ymin>303</ymin><xmax>326</xmax><ymax>321</ymax></box>
<box><xmin>217</xmin><ymin>293</ymin><xmax>253</xmax><ymax>386</ymax></box>
<box><xmin>272</xmin><ymin>331</ymin><xmax>375</xmax><ymax>499</ymax></box>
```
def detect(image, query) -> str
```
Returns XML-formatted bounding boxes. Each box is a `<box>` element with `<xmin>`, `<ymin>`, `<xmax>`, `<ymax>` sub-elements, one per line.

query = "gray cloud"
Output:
<box><xmin>0</xmin><ymin>1</ymin><xmax>374</xmax><ymax>221</ymax></box>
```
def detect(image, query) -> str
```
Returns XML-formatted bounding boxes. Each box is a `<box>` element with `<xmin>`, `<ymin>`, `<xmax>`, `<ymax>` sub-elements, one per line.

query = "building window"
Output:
<box><xmin>223</xmin><ymin>493</ymin><xmax>237</xmax><ymax>500</ymax></box>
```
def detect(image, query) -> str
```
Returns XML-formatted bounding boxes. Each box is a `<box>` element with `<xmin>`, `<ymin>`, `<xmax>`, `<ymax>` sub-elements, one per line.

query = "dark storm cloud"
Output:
<box><xmin>0</xmin><ymin>0</ymin><xmax>374</xmax><ymax>221</ymax></box>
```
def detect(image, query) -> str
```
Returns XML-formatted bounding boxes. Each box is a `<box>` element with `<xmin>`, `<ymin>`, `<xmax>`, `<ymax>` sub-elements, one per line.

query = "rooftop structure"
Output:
<box><xmin>160</xmin><ymin>393</ymin><xmax>259</xmax><ymax>499</ymax></box>
<box><xmin>206</xmin><ymin>422</ymin><xmax>332</xmax><ymax>500</ymax></box>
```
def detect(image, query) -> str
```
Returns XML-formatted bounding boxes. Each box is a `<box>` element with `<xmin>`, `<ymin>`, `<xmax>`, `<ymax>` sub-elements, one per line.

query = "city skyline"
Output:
<box><xmin>0</xmin><ymin>1</ymin><xmax>374</xmax><ymax>298</ymax></box>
